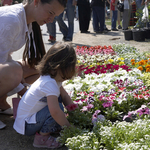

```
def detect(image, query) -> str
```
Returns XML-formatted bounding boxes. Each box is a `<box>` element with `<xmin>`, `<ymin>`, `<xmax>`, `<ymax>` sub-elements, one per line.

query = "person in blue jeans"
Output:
<box><xmin>46</xmin><ymin>18</ymin><xmax>57</xmax><ymax>43</ymax></box>
<box><xmin>47</xmin><ymin>0</ymin><xmax>76</xmax><ymax>42</ymax></box>
<box><xmin>110</xmin><ymin>0</ymin><xmax>118</xmax><ymax>31</ymax></box>
<box><xmin>13</xmin><ymin>41</ymin><xmax>77</xmax><ymax>149</ymax></box>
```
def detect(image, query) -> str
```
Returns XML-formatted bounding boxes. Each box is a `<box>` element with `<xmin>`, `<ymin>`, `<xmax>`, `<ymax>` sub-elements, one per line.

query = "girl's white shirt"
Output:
<box><xmin>0</xmin><ymin>3</ymin><xmax>30</xmax><ymax>63</ymax></box>
<box><xmin>13</xmin><ymin>75</ymin><xmax>62</xmax><ymax>135</ymax></box>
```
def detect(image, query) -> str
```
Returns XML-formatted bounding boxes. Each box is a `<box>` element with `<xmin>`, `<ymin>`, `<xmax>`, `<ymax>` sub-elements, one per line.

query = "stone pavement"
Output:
<box><xmin>1</xmin><ymin>20</ymin><xmax>150</xmax><ymax>150</ymax></box>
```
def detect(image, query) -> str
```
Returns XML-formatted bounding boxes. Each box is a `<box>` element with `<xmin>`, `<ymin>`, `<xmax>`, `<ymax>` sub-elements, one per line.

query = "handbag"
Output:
<box><xmin>117</xmin><ymin>1</ymin><xmax>124</xmax><ymax>12</ymax></box>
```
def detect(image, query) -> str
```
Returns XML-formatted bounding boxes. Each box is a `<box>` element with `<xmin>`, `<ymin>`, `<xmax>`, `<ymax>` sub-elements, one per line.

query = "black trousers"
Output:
<box><xmin>78</xmin><ymin>3</ymin><xmax>91</xmax><ymax>32</ymax></box>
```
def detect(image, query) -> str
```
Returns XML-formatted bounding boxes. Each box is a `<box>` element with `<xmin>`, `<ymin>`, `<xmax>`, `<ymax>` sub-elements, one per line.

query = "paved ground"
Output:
<box><xmin>1</xmin><ymin>19</ymin><xmax>150</xmax><ymax>150</ymax></box>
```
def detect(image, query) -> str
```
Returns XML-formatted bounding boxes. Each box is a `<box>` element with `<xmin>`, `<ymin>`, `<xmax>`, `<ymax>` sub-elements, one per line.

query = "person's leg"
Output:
<box><xmin>56</xmin><ymin>12</ymin><xmax>68</xmax><ymax>39</ymax></box>
<box><xmin>76</xmin><ymin>6</ymin><xmax>79</xmax><ymax>20</ymax></box>
<box><xmin>111</xmin><ymin>10</ymin><xmax>118</xmax><ymax>30</ymax></box>
<box><xmin>78</xmin><ymin>4</ymin><xmax>90</xmax><ymax>32</ymax></box>
<box><xmin>97</xmin><ymin>6</ymin><xmax>105</xmax><ymax>32</ymax></box>
<box><xmin>46</xmin><ymin>19</ymin><xmax>56</xmax><ymax>38</ymax></box>
<box><xmin>92</xmin><ymin>7</ymin><xmax>99</xmax><ymax>32</ymax></box>
<box><xmin>25</xmin><ymin>97</ymin><xmax>64</xmax><ymax>136</ymax></box>
<box><xmin>46</xmin><ymin>18</ymin><xmax>56</xmax><ymax>42</ymax></box>
<box><xmin>113</xmin><ymin>10</ymin><xmax>118</xmax><ymax>29</ymax></box>
<box><xmin>66</xmin><ymin>1</ymin><xmax>75</xmax><ymax>41</ymax></box>
<box><xmin>0</xmin><ymin>62</ymin><xmax>23</xmax><ymax>110</ymax></box>
<box><xmin>122</xmin><ymin>9</ymin><xmax>129</xmax><ymax>29</ymax></box>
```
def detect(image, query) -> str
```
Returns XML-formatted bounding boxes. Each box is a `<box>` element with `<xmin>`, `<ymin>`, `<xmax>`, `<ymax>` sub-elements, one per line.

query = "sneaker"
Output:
<box><xmin>64</xmin><ymin>38</ymin><xmax>72</xmax><ymax>42</ymax></box>
<box><xmin>104</xmin><ymin>28</ymin><xmax>111</xmax><ymax>31</ymax></box>
<box><xmin>33</xmin><ymin>133</ymin><xmax>63</xmax><ymax>148</ymax></box>
<box><xmin>118</xmin><ymin>25</ymin><xmax>122</xmax><ymax>29</ymax></box>
<box><xmin>48</xmin><ymin>35</ymin><xmax>56</xmax><ymax>43</ymax></box>
<box><xmin>95</xmin><ymin>31</ymin><xmax>103</xmax><ymax>34</ymax></box>
<box><xmin>0</xmin><ymin>120</ymin><xmax>6</xmax><ymax>129</ymax></box>
<box><xmin>112</xmin><ymin>29</ymin><xmax>118</xmax><ymax>31</ymax></box>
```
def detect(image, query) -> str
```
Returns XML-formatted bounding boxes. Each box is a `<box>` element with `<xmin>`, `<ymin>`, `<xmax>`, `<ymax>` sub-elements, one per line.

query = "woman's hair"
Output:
<box><xmin>23</xmin><ymin>22</ymin><xmax>46</xmax><ymax>68</ymax></box>
<box><xmin>23</xmin><ymin>0</ymin><xmax>66</xmax><ymax>9</ymax></box>
<box><xmin>23</xmin><ymin>0</ymin><xmax>67</xmax><ymax>68</ymax></box>
<box><xmin>36</xmin><ymin>41</ymin><xmax>77</xmax><ymax>80</ymax></box>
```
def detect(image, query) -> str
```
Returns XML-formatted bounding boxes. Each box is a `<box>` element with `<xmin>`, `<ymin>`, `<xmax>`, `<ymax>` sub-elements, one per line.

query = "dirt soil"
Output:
<box><xmin>1</xmin><ymin>21</ymin><xmax>150</xmax><ymax>150</ymax></box>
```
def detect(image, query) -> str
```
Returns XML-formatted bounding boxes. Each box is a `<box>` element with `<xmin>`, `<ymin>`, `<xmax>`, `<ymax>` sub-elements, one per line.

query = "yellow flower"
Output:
<box><xmin>119</xmin><ymin>61</ymin><xmax>124</xmax><ymax>65</ymax></box>
<box><xmin>77</xmin><ymin>60</ymin><xmax>80</xmax><ymax>63</ymax></box>
<box><xmin>138</xmin><ymin>66</ymin><xmax>143</xmax><ymax>71</ymax></box>
<box><xmin>97</xmin><ymin>62</ymin><xmax>100</xmax><ymax>65</ymax></box>
<box><xmin>90</xmin><ymin>65</ymin><xmax>93</xmax><ymax>67</ymax></box>
<box><xmin>108</xmin><ymin>59</ymin><xmax>114</xmax><ymax>63</ymax></box>
<box><xmin>120</xmin><ymin>57</ymin><xmax>124</xmax><ymax>60</ymax></box>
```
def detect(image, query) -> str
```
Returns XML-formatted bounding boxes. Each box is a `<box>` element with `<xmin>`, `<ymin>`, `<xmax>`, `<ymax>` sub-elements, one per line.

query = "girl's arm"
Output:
<box><xmin>60</xmin><ymin>86</ymin><xmax>74</xmax><ymax>107</ymax></box>
<box><xmin>47</xmin><ymin>95</ymin><xmax>70</xmax><ymax>127</ymax></box>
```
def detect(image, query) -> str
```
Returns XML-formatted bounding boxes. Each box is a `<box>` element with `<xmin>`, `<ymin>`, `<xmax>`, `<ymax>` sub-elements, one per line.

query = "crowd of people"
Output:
<box><xmin>0</xmin><ymin>0</ymin><xmax>149</xmax><ymax>149</ymax></box>
<box><xmin>46</xmin><ymin>0</ymin><xmax>149</xmax><ymax>42</ymax></box>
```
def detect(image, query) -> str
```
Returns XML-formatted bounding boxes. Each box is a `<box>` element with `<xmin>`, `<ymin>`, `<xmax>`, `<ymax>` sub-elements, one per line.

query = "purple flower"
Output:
<box><xmin>92</xmin><ymin>110</ymin><xmax>101</xmax><ymax>118</ymax></box>
<box><xmin>123</xmin><ymin>111</ymin><xmax>136</xmax><ymax>120</ymax></box>
<box><xmin>136</xmin><ymin>105</ymin><xmax>150</xmax><ymax>116</ymax></box>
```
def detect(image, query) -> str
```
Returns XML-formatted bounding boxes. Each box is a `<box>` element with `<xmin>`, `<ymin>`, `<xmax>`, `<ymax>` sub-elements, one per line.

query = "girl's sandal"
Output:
<box><xmin>33</xmin><ymin>133</ymin><xmax>63</xmax><ymax>148</ymax></box>
<box><xmin>47</xmin><ymin>136</ymin><xmax>63</xmax><ymax>148</ymax></box>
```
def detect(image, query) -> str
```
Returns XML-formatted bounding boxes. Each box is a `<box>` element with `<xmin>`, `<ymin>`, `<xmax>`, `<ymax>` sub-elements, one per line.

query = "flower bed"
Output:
<box><xmin>58</xmin><ymin>44</ymin><xmax>150</xmax><ymax>150</ymax></box>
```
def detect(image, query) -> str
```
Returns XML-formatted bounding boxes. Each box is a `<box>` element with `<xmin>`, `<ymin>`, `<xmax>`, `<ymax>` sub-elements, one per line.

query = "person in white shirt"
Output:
<box><xmin>14</xmin><ymin>41</ymin><xmax>77</xmax><ymax>149</ymax></box>
<box><xmin>0</xmin><ymin>0</ymin><xmax>66</xmax><ymax>129</ymax></box>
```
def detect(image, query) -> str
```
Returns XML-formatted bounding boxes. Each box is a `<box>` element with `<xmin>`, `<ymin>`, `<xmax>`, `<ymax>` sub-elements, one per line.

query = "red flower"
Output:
<box><xmin>66</xmin><ymin>103</ymin><xmax>79</xmax><ymax>112</ymax></box>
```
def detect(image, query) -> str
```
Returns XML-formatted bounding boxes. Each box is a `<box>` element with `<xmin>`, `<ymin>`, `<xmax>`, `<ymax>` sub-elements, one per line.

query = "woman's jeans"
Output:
<box><xmin>25</xmin><ymin>96</ymin><xmax>64</xmax><ymax>136</ymax></box>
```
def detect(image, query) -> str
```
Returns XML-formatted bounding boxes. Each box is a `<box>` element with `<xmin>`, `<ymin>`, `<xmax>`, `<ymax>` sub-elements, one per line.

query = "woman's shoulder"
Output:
<box><xmin>0</xmin><ymin>4</ymin><xmax>25</xmax><ymax>26</ymax></box>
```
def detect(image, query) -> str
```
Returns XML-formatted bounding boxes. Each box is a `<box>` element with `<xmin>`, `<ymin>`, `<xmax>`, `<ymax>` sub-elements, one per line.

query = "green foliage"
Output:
<box><xmin>141</xmin><ymin>72</ymin><xmax>150</xmax><ymax>87</ymax></box>
<box><xmin>66</xmin><ymin>108</ymin><xmax>93</xmax><ymax>129</ymax></box>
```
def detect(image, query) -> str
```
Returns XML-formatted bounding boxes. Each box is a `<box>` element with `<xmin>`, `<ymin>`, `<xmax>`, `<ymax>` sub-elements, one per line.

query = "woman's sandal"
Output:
<box><xmin>0</xmin><ymin>107</ymin><xmax>13</xmax><ymax>115</ymax></box>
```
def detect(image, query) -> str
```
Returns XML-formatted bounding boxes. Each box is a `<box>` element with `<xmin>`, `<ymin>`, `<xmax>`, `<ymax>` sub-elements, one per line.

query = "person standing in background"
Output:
<box><xmin>91</xmin><ymin>0</ymin><xmax>106</xmax><ymax>33</ymax></box>
<box><xmin>111</xmin><ymin>0</ymin><xmax>118</xmax><ymax>31</ymax></box>
<box><xmin>77</xmin><ymin>0</ymin><xmax>91</xmax><ymax>33</ymax></box>
<box><xmin>47</xmin><ymin>0</ymin><xmax>76</xmax><ymax>42</ymax></box>
<box><xmin>122</xmin><ymin>0</ymin><xmax>131</xmax><ymax>30</ymax></box>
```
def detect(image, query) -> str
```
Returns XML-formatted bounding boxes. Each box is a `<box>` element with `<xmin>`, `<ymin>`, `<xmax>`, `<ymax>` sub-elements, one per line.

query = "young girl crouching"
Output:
<box><xmin>13</xmin><ymin>41</ymin><xmax>77</xmax><ymax>149</ymax></box>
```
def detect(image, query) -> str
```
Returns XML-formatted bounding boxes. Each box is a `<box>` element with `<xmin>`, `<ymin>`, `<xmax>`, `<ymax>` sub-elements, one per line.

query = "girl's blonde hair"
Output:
<box><xmin>37</xmin><ymin>41</ymin><xmax>77</xmax><ymax>79</ymax></box>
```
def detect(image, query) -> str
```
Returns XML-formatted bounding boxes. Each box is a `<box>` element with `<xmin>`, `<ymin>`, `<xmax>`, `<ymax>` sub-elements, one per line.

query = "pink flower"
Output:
<box><xmin>66</xmin><ymin>103</ymin><xmax>79</xmax><ymax>112</ymax></box>
<box><xmin>81</xmin><ymin>104</ymin><xmax>94</xmax><ymax>112</ymax></box>
<box><xmin>102</xmin><ymin>101</ymin><xmax>114</xmax><ymax>108</ymax></box>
